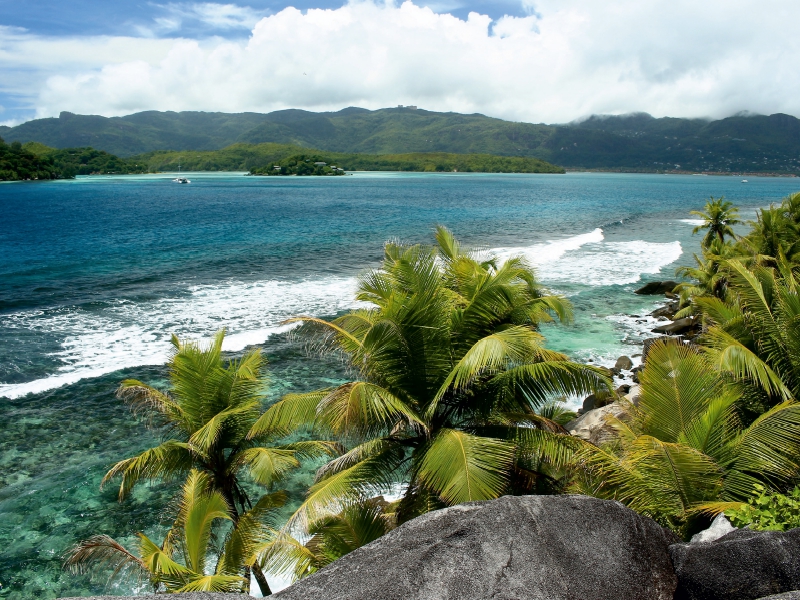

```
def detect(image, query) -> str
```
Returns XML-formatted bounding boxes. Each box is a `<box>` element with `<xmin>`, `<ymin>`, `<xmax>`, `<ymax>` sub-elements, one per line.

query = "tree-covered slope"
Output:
<box><xmin>134</xmin><ymin>144</ymin><xmax>564</xmax><ymax>174</ymax></box>
<box><xmin>0</xmin><ymin>138</ymin><xmax>62</xmax><ymax>181</ymax></box>
<box><xmin>4</xmin><ymin>111</ymin><xmax>273</xmax><ymax>157</ymax></box>
<box><xmin>5</xmin><ymin>108</ymin><xmax>800</xmax><ymax>173</ymax></box>
<box><xmin>544</xmin><ymin>112</ymin><xmax>800</xmax><ymax>172</ymax></box>
<box><xmin>23</xmin><ymin>143</ymin><xmax>147</xmax><ymax>175</ymax></box>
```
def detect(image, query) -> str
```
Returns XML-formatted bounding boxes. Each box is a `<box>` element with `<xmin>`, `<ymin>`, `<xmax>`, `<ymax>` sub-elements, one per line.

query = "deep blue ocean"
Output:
<box><xmin>2</xmin><ymin>171</ymin><xmax>799</xmax><ymax>598</ymax></box>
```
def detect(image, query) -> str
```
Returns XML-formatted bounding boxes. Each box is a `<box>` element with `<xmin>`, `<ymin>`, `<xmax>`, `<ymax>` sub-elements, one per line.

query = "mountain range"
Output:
<box><xmin>2</xmin><ymin>107</ymin><xmax>799</xmax><ymax>173</ymax></box>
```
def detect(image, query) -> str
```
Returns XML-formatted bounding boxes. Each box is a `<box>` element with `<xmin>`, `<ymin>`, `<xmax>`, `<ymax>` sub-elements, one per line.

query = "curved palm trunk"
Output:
<box><xmin>220</xmin><ymin>481</ymin><xmax>273</xmax><ymax>597</ymax></box>
<box><xmin>252</xmin><ymin>564</ymin><xmax>272</xmax><ymax>596</ymax></box>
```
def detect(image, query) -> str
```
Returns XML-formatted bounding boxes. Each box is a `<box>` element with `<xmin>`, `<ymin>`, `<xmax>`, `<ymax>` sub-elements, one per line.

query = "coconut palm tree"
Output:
<box><xmin>66</xmin><ymin>470</ymin><xmax>285</xmax><ymax>593</ymax></box>
<box><xmin>690</xmin><ymin>196</ymin><xmax>741</xmax><ymax>248</ymax></box>
<box><xmin>738</xmin><ymin>204</ymin><xmax>800</xmax><ymax>266</ymax></box>
<box><xmin>267</xmin><ymin>497</ymin><xmax>396</xmax><ymax>583</ymax></box>
<box><xmin>102</xmin><ymin>331</ymin><xmax>339</xmax><ymax>595</ymax></box>
<box><xmin>250</xmin><ymin>227</ymin><xmax>609</xmax><ymax>531</ymax></box>
<box><xmin>695</xmin><ymin>260</ymin><xmax>800</xmax><ymax>410</ymax></box>
<box><xmin>575</xmin><ymin>339</ymin><xmax>800</xmax><ymax>538</ymax></box>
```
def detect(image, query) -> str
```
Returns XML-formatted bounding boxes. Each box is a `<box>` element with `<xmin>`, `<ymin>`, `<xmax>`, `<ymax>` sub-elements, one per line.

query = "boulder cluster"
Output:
<box><xmin>61</xmin><ymin>496</ymin><xmax>800</xmax><ymax>600</ymax></box>
<box><xmin>268</xmin><ymin>495</ymin><xmax>800</xmax><ymax>600</ymax></box>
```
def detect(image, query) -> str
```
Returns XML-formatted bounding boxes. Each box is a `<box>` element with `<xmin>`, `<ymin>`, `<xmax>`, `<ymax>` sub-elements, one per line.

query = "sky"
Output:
<box><xmin>1</xmin><ymin>0</ymin><xmax>799</xmax><ymax>126</ymax></box>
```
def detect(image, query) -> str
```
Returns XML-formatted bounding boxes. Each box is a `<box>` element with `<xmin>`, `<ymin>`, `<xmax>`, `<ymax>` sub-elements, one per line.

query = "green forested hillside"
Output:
<box><xmin>4</xmin><ymin>107</ymin><xmax>800</xmax><ymax>173</ymax></box>
<box><xmin>0</xmin><ymin>138</ymin><xmax>61</xmax><ymax>181</ymax></box>
<box><xmin>23</xmin><ymin>143</ymin><xmax>147</xmax><ymax>175</ymax></box>
<box><xmin>136</xmin><ymin>144</ymin><xmax>564</xmax><ymax>174</ymax></box>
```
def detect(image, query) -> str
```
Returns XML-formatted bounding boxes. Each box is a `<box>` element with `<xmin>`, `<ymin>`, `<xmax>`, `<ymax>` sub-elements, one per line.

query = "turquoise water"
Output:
<box><xmin>2</xmin><ymin>171</ymin><xmax>799</xmax><ymax>598</ymax></box>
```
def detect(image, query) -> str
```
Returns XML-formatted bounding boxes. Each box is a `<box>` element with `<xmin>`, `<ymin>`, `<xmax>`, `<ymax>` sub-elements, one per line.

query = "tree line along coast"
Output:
<box><xmin>60</xmin><ymin>193</ymin><xmax>800</xmax><ymax>596</ymax></box>
<box><xmin>4</xmin><ymin>106</ymin><xmax>800</xmax><ymax>180</ymax></box>
<box><xmin>0</xmin><ymin>138</ymin><xmax>564</xmax><ymax>181</ymax></box>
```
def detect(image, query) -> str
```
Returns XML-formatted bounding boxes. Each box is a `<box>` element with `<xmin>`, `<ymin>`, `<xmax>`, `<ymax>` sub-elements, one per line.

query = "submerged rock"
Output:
<box><xmin>614</xmin><ymin>355</ymin><xmax>634</xmax><ymax>371</ymax></box>
<box><xmin>670</xmin><ymin>527</ymin><xmax>800</xmax><ymax>600</ymax></box>
<box><xmin>635</xmin><ymin>280</ymin><xmax>679</xmax><ymax>295</ymax></box>
<box><xmin>273</xmin><ymin>495</ymin><xmax>679</xmax><ymax>600</ymax></box>
<box><xmin>652</xmin><ymin>302</ymin><xmax>679</xmax><ymax>319</ymax></box>
<box><xmin>652</xmin><ymin>317</ymin><xmax>696</xmax><ymax>335</ymax></box>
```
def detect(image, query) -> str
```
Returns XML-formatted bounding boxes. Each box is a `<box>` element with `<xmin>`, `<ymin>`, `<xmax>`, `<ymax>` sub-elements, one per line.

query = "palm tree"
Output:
<box><xmin>267</xmin><ymin>497</ymin><xmax>396</xmax><ymax>583</ymax></box>
<box><xmin>738</xmin><ymin>204</ymin><xmax>800</xmax><ymax>266</ymax></box>
<box><xmin>66</xmin><ymin>470</ymin><xmax>285</xmax><ymax>593</ymax></box>
<box><xmin>250</xmin><ymin>227</ymin><xmax>609</xmax><ymax>531</ymax></box>
<box><xmin>102</xmin><ymin>331</ymin><xmax>339</xmax><ymax>595</ymax></box>
<box><xmin>696</xmin><ymin>260</ymin><xmax>800</xmax><ymax>410</ymax></box>
<box><xmin>690</xmin><ymin>196</ymin><xmax>741</xmax><ymax>247</ymax></box>
<box><xmin>575</xmin><ymin>339</ymin><xmax>800</xmax><ymax>538</ymax></box>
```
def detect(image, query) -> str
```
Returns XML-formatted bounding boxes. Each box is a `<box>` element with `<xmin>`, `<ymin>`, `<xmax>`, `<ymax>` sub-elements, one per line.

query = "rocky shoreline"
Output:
<box><xmin>61</xmin><ymin>496</ymin><xmax>800</xmax><ymax>600</ymax></box>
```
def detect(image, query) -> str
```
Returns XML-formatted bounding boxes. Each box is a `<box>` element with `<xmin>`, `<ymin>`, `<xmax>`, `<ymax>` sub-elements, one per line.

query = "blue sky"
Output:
<box><xmin>1</xmin><ymin>1</ymin><xmax>799</xmax><ymax>126</ymax></box>
<box><xmin>0</xmin><ymin>0</ymin><xmax>528</xmax><ymax>37</ymax></box>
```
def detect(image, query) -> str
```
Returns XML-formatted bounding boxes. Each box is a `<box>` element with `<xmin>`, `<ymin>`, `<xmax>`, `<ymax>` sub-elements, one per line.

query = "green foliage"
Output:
<box><xmin>575</xmin><ymin>339</ymin><xmax>800</xmax><ymax>538</ymax></box>
<box><xmin>66</xmin><ymin>469</ymin><xmax>285</xmax><ymax>593</ymax></box>
<box><xmin>5</xmin><ymin>108</ymin><xmax>800</xmax><ymax>172</ymax></box>
<box><xmin>253</xmin><ymin>154</ymin><xmax>346</xmax><ymax>176</ymax></box>
<box><xmin>0</xmin><ymin>136</ymin><xmax>62</xmax><ymax>181</ymax></box>
<box><xmin>99</xmin><ymin>330</ymin><xmax>340</xmax><ymax>595</ymax></box>
<box><xmin>137</xmin><ymin>144</ymin><xmax>564</xmax><ymax>174</ymax></box>
<box><xmin>267</xmin><ymin>497</ymin><xmax>396</xmax><ymax>582</ymax></box>
<box><xmin>252</xmin><ymin>227</ymin><xmax>609</xmax><ymax>537</ymax></box>
<box><xmin>726</xmin><ymin>485</ymin><xmax>800</xmax><ymax>531</ymax></box>
<box><xmin>690</xmin><ymin>196</ymin><xmax>741</xmax><ymax>247</ymax></box>
<box><xmin>26</xmin><ymin>144</ymin><xmax>148</xmax><ymax>175</ymax></box>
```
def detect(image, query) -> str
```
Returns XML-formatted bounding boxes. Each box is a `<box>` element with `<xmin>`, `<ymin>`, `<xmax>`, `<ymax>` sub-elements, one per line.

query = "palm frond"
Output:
<box><xmin>416</xmin><ymin>428</ymin><xmax>514</xmax><ymax>504</ymax></box>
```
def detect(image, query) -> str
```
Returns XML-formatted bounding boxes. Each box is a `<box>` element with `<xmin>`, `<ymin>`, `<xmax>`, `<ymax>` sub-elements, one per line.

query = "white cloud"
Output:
<box><xmin>151</xmin><ymin>2</ymin><xmax>267</xmax><ymax>33</ymax></box>
<box><xmin>7</xmin><ymin>0</ymin><xmax>800</xmax><ymax>122</ymax></box>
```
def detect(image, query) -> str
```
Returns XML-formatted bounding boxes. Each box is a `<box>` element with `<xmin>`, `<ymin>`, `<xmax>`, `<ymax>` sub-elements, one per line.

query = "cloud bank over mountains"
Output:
<box><xmin>4</xmin><ymin>0</ymin><xmax>800</xmax><ymax>124</ymax></box>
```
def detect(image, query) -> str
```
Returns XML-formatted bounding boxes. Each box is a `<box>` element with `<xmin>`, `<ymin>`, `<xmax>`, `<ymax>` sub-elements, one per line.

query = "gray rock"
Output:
<box><xmin>670</xmin><ymin>527</ymin><xmax>800</xmax><ymax>600</ymax></box>
<box><xmin>635</xmin><ymin>280</ymin><xmax>679</xmax><ymax>295</ymax></box>
<box><xmin>615</xmin><ymin>355</ymin><xmax>634</xmax><ymax>371</ymax></box>
<box><xmin>642</xmin><ymin>338</ymin><xmax>659</xmax><ymax>363</ymax></box>
<box><xmin>652</xmin><ymin>317</ymin><xmax>696</xmax><ymax>335</ymax></box>
<box><xmin>616</xmin><ymin>384</ymin><xmax>631</xmax><ymax>396</ymax></box>
<box><xmin>758</xmin><ymin>593</ymin><xmax>800</xmax><ymax>600</ymax></box>
<box><xmin>582</xmin><ymin>393</ymin><xmax>598</xmax><ymax>412</ymax></box>
<box><xmin>652</xmin><ymin>302</ymin><xmax>679</xmax><ymax>319</ymax></box>
<box><xmin>566</xmin><ymin>400</ymin><xmax>630</xmax><ymax>444</ymax></box>
<box><xmin>689</xmin><ymin>513</ymin><xmax>736</xmax><ymax>544</ymax></box>
<box><xmin>274</xmin><ymin>495</ymin><xmax>679</xmax><ymax>600</ymax></box>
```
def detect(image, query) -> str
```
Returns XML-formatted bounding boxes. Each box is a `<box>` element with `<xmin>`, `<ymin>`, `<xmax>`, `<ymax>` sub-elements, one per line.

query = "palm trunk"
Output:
<box><xmin>220</xmin><ymin>481</ymin><xmax>272</xmax><ymax>596</ymax></box>
<box><xmin>252</xmin><ymin>562</ymin><xmax>273</xmax><ymax>596</ymax></box>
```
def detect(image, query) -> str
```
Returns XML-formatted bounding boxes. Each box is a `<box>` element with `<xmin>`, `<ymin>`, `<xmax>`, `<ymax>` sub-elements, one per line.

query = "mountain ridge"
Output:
<box><xmin>3</xmin><ymin>108</ymin><xmax>799</xmax><ymax>173</ymax></box>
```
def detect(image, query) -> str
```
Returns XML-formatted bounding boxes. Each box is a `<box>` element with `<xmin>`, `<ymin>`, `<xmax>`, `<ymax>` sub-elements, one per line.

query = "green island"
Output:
<box><xmin>61</xmin><ymin>193</ymin><xmax>800</xmax><ymax>595</ymax></box>
<box><xmin>135</xmin><ymin>144</ymin><xmax>565</xmax><ymax>174</ymax></box>
<box><xmin>0</xmin><ymin>139</ymin><xmax>564</xmax><ymax>180</ymax></box>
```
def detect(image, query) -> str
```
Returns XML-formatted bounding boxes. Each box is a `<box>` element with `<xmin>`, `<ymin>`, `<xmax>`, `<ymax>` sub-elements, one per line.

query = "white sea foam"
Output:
<box><xmin>494</xmin><ymin>229</ymin><xmax>683</xmax><ymax>286</ymax></box>
<box><xmin>0</xmin><ymin>277</ymin><xmax>361</xmax><ymax>399</ymax></box>
<box><xmin>1</xmin><ymin>229</ymin><xmax>685</xmax><ymax>399</ymax></box>
<box><xmin>680</xmin><ymin>219</ymin><xmax>706</xmax><ymax>226</ymax></box>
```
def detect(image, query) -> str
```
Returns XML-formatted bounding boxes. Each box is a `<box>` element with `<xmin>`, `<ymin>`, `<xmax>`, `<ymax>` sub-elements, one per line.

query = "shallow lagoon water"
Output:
<box><xmin>2</xmin><ymin>171</ymin><xmax>799</xmax><ymax>597</ymax></box>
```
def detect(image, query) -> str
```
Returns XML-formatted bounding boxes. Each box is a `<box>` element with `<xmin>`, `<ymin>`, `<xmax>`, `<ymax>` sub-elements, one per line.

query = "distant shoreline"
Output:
<box><xmin>565</xmin><ymin>168</ymin><xmax>799</xmax><ymax>177</ymax></box>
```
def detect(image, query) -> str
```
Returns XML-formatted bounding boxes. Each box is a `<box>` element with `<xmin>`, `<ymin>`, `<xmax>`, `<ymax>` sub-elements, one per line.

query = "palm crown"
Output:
<box><xmin>690</xmin><ymin>196</ymin><xmax>741</xmax><ymax>247</ymax></box>
<box><xmin>251</xmin><ymin>227</ymin><xmax>610</xmax><ymax>530</ymax></box>
<box><xmin>101</xmin><ymin>331</ymin><xmax>337</xmax><ymax>594</ymax></box>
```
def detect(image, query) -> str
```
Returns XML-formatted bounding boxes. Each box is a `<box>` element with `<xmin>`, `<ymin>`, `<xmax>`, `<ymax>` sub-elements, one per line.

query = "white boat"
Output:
<box><xmin>741</xmin><ymin>179</ymin><xmax>748</xmax><ymax>183</ymax></box>
<box><xmin>173</xmin><ymin>163</ymin><xmax>190</xmax><ymax>184</ymax></box>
